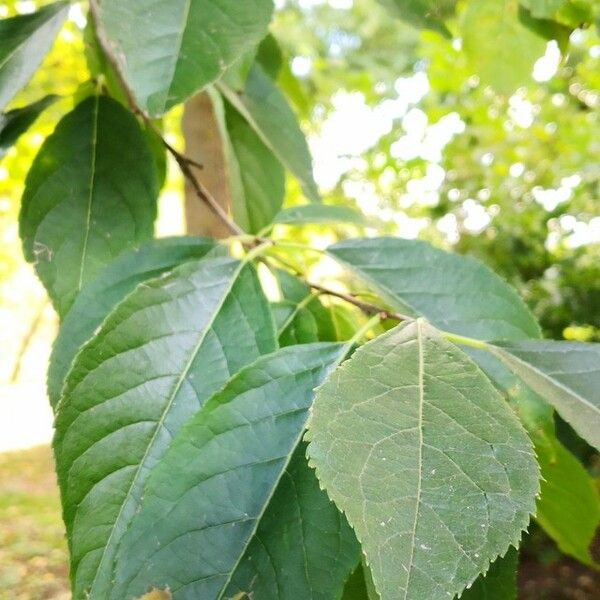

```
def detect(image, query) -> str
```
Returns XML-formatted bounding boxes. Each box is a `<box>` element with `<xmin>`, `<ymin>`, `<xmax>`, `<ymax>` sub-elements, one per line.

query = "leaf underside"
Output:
<box><xmin>307</xmin><ymin>320</ymin><xmax>539</xmax><ymax>600</ymax></box>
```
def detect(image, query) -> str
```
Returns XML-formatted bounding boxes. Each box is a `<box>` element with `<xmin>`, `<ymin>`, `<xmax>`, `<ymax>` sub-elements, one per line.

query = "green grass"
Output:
<box><xmin>0</xmin><ymin>446</ymin><xmax>68</xmax><ymax>600</ymax></box>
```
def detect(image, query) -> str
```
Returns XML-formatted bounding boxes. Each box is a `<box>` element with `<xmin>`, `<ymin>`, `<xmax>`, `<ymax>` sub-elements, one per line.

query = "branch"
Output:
<box><xmin>88</xmin><ymin>0</ymin><xmax>242</xmax><ymax>237</ymax></box>
<box><xmin>10</xmin><ymin>301</ymin><xmax>47</xmax><ymax>383</ymax></box>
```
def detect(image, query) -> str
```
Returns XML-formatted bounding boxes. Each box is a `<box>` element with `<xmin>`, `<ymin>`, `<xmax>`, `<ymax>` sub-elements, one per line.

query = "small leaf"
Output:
<box><xmin>460</xmin><ymin>548</ymin><xmax>518</xmax><ymax>600</ymax></box>
<box><xmin>462</xmin><ymin>0</ymin><xmax>547</xmax><ymax>94</ymax></box>
<box><xmin>492</xmin><ymin>340</ymin><xmax>600</xmax><ymax>450</ymax></box>
<box><xmin>328</xmin><ymin>237</ymin><xmax>541</xmax><ymax>341</ymax></box>
<box><xmin>212</xmin><ymin>89</ymin><xmax>285</xmax><ymax>233</ymax></box>
<box><xmin>218</xmin><ymin>64</ymin><xmax>320</xmax><ymax>203</ymax></box>
<box><xmin>20</xmin><ymin>95</ymin><xmax>159</xmax><ymax>317</ymax></box>
<box><xmin>307</xmin><ymin>320</ymin><xmax>539</xmax><ymax>600</ymax></box>
<box><xmin>95</xmin><ymin>0</ymin><xmax>274</xmax><ymax>116</ymax></box>
<box><xmin>53</xmin><ymin>256</ymin><xmax>277</xmax><ymax>599</ymax></box>
<box><xmin>47</xmin><ymin>236</ymin><xmax>217</xmax><ymax>407</ymax></box>
<box><xmin>0</xmin><ymin>94</ymin><xmax>57</xmax><ymax>159</ymax></box>
<box><xmin>0</xmin><ymin>1</ymin><xmax>68</xmax><ymax>111</ymax></box>
<box><xmin>274</xmin><ymin>204</ymin><xmax>366</xmax><ymax>226</ymax></box>
<box><xmin>108</xmin><ymin>343</ymin><xmax>349</xmax><ymax>599</ymax></box>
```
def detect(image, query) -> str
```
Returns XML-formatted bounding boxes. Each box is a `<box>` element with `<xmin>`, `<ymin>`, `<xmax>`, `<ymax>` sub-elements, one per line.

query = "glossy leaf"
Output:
<box><xmin>492</xmin><ymin>340</ymin><xmax>600</xmax><ymax>450</ymax></box>
<box><xmin>0</xmin><ymin>1</ymin><xmax>68</xmax><ymax>111</ymax></box>
<box><xmin>274</xmin><ymin>300</ymin><xmax>320</xmax><ymax>346</ymax></box>
<box><xmin>218</xmin><ymin>64</ymin><xmax>320</xmax><ymax>203</ymax></box>
<box><xmin>95</xmin><ymin>0</ymin><xmax>274</xmax><ymax>116</ymax></box>
<box><xmin>307</xmin><ymin>320</ymin><xmax>539</xmax><ymax>600</ymax></box>
<box><xmin>328</xmin><ymin>237</ymin><xmax>541</xmax><ymax>341</ymax></box>
<box><xmin>0</xmin><ymin>94</ymin><xmax>57</xmax><ymax>159</ymax></box>
<box><xmin>274</xmin><ymin>204</ymin><xmax>367</xmax><ymax>226</ymax></box>
<box><xmin>47</xmin><ymin>237</ymin><xmax>217</xmax><ymax>407</ymax></box>
<box><xmin>53</xmin><ymin>256</ymin><xmax>276</xmax><ymax>599</ymax></box>
<box><xmin>108</xmin><ymin>343</ymin><xmax>349</xmax><ymax>599</ymax></box>
<box><xmin>20</xmin><ymin>95</ymin><xmax>158</xmax><ymax>317</ymax></box>
<box><xmin>460</xmin><ymin>548</ymin><xmax>518</xmax><ymax>600</ymax></box>
<box><xmin>462</xmin><ymin>0</ymin><xmax>547</xmax><ymax>94</ymax></box>
<box><xmin>217</xmin><ymin>91</ymin><xmax>285</xmax><ymax>233</ymax></box>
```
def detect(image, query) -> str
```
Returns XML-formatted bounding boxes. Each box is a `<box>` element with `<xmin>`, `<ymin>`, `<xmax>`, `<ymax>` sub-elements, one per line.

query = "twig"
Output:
<box><xmin>10</xmin><ymin>301</ymin><xmax>47</xmax><ymax>383</ymax></box>
<box><xmin>88</xmin><ymin>0</ymin><xmax>241</xmax><ymax>236</ymax></box>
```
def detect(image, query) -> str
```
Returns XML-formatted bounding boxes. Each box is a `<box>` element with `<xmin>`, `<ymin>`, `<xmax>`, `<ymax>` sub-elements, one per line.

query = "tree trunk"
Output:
<box><xmin>182</xmin><ymin>92</ymin><xmax>231</xmax><ymax>237</ymax></box>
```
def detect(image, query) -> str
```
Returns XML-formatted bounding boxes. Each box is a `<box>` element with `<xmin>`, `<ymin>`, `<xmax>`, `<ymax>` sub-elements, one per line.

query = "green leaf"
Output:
<box><xmin>0</xmin><ymin>1</ymin><xmax>68</xmax><ymax>111</ymax></box>
<box><xmin>472</xmin><ymin>350</ymin><xmax>600</xmax><ymax>567</ymax></box>
<box><xmin>462</xmin><ymin>0</ymin><xmax>548</xmax><ymax>94</ymax></box>
<box><xmin>377</xmin><ymin>0</ymin><xmax>456</xmax><ymax>34</ymax></box>
<box><xmin>342</xmin><ymin>563</ymin><xmax>379</xmax><ymax>600</ymax></box>
<box><xmin>214</xmin><ymin>89</ymin><xmax>285</xmax><ymax>233</ymax></box>
<box><xmin>307</xmin><ymin>320</ymin><xmax>539</xmax><ymax>600</ymax></box>
<box><xmin>274</xmin><ymin>300</ymin><xmax>320</xmax><ymax>346</ymax></box>
<box><xmin>107</xmin><ymin>343</ymin><xmax>350</xmax><ymax>599</ymax></box>
<box><xmin>520</xmin><ymin>0</ymin><xmax>565</xmax><ymax>17</ymax></box>
<box><xmin>19</xmin><ymin>95</ymin><xmax>159</xmax><ymax>317</ymax></box>
<box><xmin>460</xmin><ymin>548</ymin><xmax>518</xmax><ymax>600</ymax></box>
<box><xmin>0</xmin><ymin>94</ymin><xmax>57</xmax><ymax>159</ymax></box>
<box><xmin>218</xmin><ymin>64</ymin><xmax>320</xmax><ymax>203</ymax></box>
<box><xmin>47</xmin><ymin>236</ymin><xmax>217</xmax><ymax>408</ymax></box>
<box><xmin>256</xmin><ymin>33</ymin><xmax>283</xmax><ymax>80</ymax></box>
<box><xmin>491</xmin><ymin>340</ymin><xmax>600</xmax><ymax>450</ymax></box>
<box><xmin>274</xmin><ymin>204</ymin><xmax>367</xmax><ymax>226</ymax></box>
<box><xmin>53</xmin><ymin>256</ymin><xmax>277</xmax><ymax>599</ymax></box>
<box><xmin>328</xmin><ymin>237</ymin><xmax>541</xmax><ymax>341</ymax></box>
<box><xmin>94</xmin><ymin>0</ymin><xmax>274</xmax><ymax>116</ymax></box>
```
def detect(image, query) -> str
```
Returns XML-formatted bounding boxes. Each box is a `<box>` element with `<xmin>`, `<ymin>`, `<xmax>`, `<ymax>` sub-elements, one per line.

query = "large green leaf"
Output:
<box><xmin>53</xmin><ymin>256</ymin><xmax>277</xmax><ymax>599</ymax></box>
<box><xmin>460</xmin><ymin>548</ymin><xmax>518</xmax><ymax>600</ymax></box>
<box><xmin>211</xmin><ymin>89</ymin><xmax>285</xmax><ymax>233</ymax></box>
<box><xmin>218</xmin><ymin>64</ymin><xmax>320</xmax><ymax>203</ymax></box>
<box><xmin>328</xmin><ymin>237</ymin><xmax>541</xmax><ymax>341</ymax></box>
<box><xmin>472</xmin><ymin>350</ymin><xmax>600</xmax><ymax>567</ymax></box>
<box><xmin>19</xmin><ymin>95</ymin><xmax>158</xmax><ymax>317</ymax></box>
<box><xmin>106</xmin><ymin>343</ymin><xmax>351</xmax><ymax>599</ymax></box>
<box><xmin>377</xmin><ymin>0</ymin><xmax>456</xmax><ymax>33</ymax></box>
<box><xmin>492</xmin><ymin>341</ymin><xmax>600</xmax><ymax>450</ymax></box>
<box><xmin>94</xmin><ymin>0</ymin><xmax>274</xmax><ymax>116</ymax></box>
<box><xmin>462</xmin><ymin>0</ymin><xmax>547</xmax><ymax>94</ymax></box>
<box><xmin>307</xmin><ymin>320</ymin><xmax>539</xmax><ymax>600</ymax></box>
<box><xmin>0</xmin><ymin>94</ymin><xmax>57</xmax><ymax>159</ymax></box>
<box><xmin>47</xmin><ymin>237</ymin><xmax>217</xmax><ymax>407</ymax></box>
<box><xmin>0</xmin><ymin>1</ymin><xmax>68</xmax><ymax>111</ymax></box>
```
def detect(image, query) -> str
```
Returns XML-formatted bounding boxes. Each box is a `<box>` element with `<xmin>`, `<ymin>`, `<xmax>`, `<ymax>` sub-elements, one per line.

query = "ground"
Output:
<box><xmin>0</xmin><ymin>446</ymin><xmax>598</xmax><ymax>599</ymax></box>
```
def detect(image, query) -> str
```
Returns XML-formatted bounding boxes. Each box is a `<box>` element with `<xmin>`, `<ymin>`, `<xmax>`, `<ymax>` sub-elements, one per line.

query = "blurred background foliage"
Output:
<box><xmin>0</xmin><ymin>0</ymin><xmax>599</xmax><ymax>597</ymax></box>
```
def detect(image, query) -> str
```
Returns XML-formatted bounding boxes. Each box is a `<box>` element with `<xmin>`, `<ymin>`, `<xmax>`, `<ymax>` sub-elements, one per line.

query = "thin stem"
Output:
<box><xmin>88</xmin><ymin>0</ymin><xmax>241</xmax><ymax>236</ymax></box>
<box><xmin>348</xmin><ymin>314</ymin><xmax>383</xmax><ymax>346</ymax></box>
<box><xmin>442</xmin><ymin>331</ymin><xmax>490</xmax><ymax>351</ymax></box>
<box><xmin>10</xmin><ymin>301</ymin><xmax>47</xmax><ymax>383</ymax></box>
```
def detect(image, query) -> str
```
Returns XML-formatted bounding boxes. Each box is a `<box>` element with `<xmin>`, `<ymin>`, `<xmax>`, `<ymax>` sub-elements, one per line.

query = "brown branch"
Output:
<box><xmin>88</xmin><ymin>0</ymin><xmax>241</xmax><ymax>236</ymax></box>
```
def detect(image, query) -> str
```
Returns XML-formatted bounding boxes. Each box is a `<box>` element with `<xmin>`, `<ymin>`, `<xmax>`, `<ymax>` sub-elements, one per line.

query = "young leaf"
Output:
<box><xmin>93</xmin><ymin>0</ymin><xmax>274</xmax><ymax>116</ymax></box>
<box><xmin>491</xmin><ymin>341</ymin><xmax>600</xmax><ymax>450</ymax></box>
<box><xmin>462</xmin><ymin>0</ymin><xmax>547</xmax><ymax>94</ymax></box>
<box><xmin>0</xmin><ymin>1</ymin><xmax>68</xmax><ymax>111</ymax></box>
<box><xmin>328</xmin><ymin>237</ymin><xmax>541</xmax><ymax>341</ymax></box>
<box><xmin>53</xmin><ymin>256</ymin><xmax>277</xmax><ymax>599</ymax></box>
<box><xmin>19</xmin><ymin>95</ymin><xmax>158</xmax><ymax>317</ymax></box>
<box><xmin>47</xmin><ymin>237</ymin><xmax>217</xmax><ymax>407</ymax></box>
<box><xmin>274</xmin><ymin>204</ymin><xmax>367</xmax><ymax>226</ymax></box>
<box><xmin>213</xmin><ymin>90</ymin><xmax>285</xmax><ymax>233</ymax></box>
<box><xmin>0</xmin><ymin>94</ymin><xmax>57</xmax><ymax>159</ymax></box>
<box><xmin>275</xmin><ymin>300</ymin><xmax>320</xmax><ymax>346</ymax></box>
<box><xmin>218</xmin><ymin>64</ymin><xmax>320</xmax><ymax>203</ymax></box>
<box><xmin>107</xmin><ymin>343</ymin><xmax>350</xmax><ymax>599</ymax></box>
<box><xmin>307</xmin><ymin>320</ymin><xmax>539</xmax><ymax>600</ymax></box>
<box><xmin>460</xmin><ymin>548</ymin><xmax>518</xmax><ymax>600</ymax></box>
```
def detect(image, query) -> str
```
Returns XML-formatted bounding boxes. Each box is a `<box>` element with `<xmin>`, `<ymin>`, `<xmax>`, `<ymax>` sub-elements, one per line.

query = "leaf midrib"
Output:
<box><xmin>402</xmin><ymin>320</ymin><xmax>425</xmax><ymax>600</ymax></box>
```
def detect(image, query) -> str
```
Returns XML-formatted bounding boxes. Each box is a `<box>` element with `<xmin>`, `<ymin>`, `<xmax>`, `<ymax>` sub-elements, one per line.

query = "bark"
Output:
<box><xmin>182</xmin><ymin>93</ymin><xmax>231</xmax><ymax>237</ymax></box>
